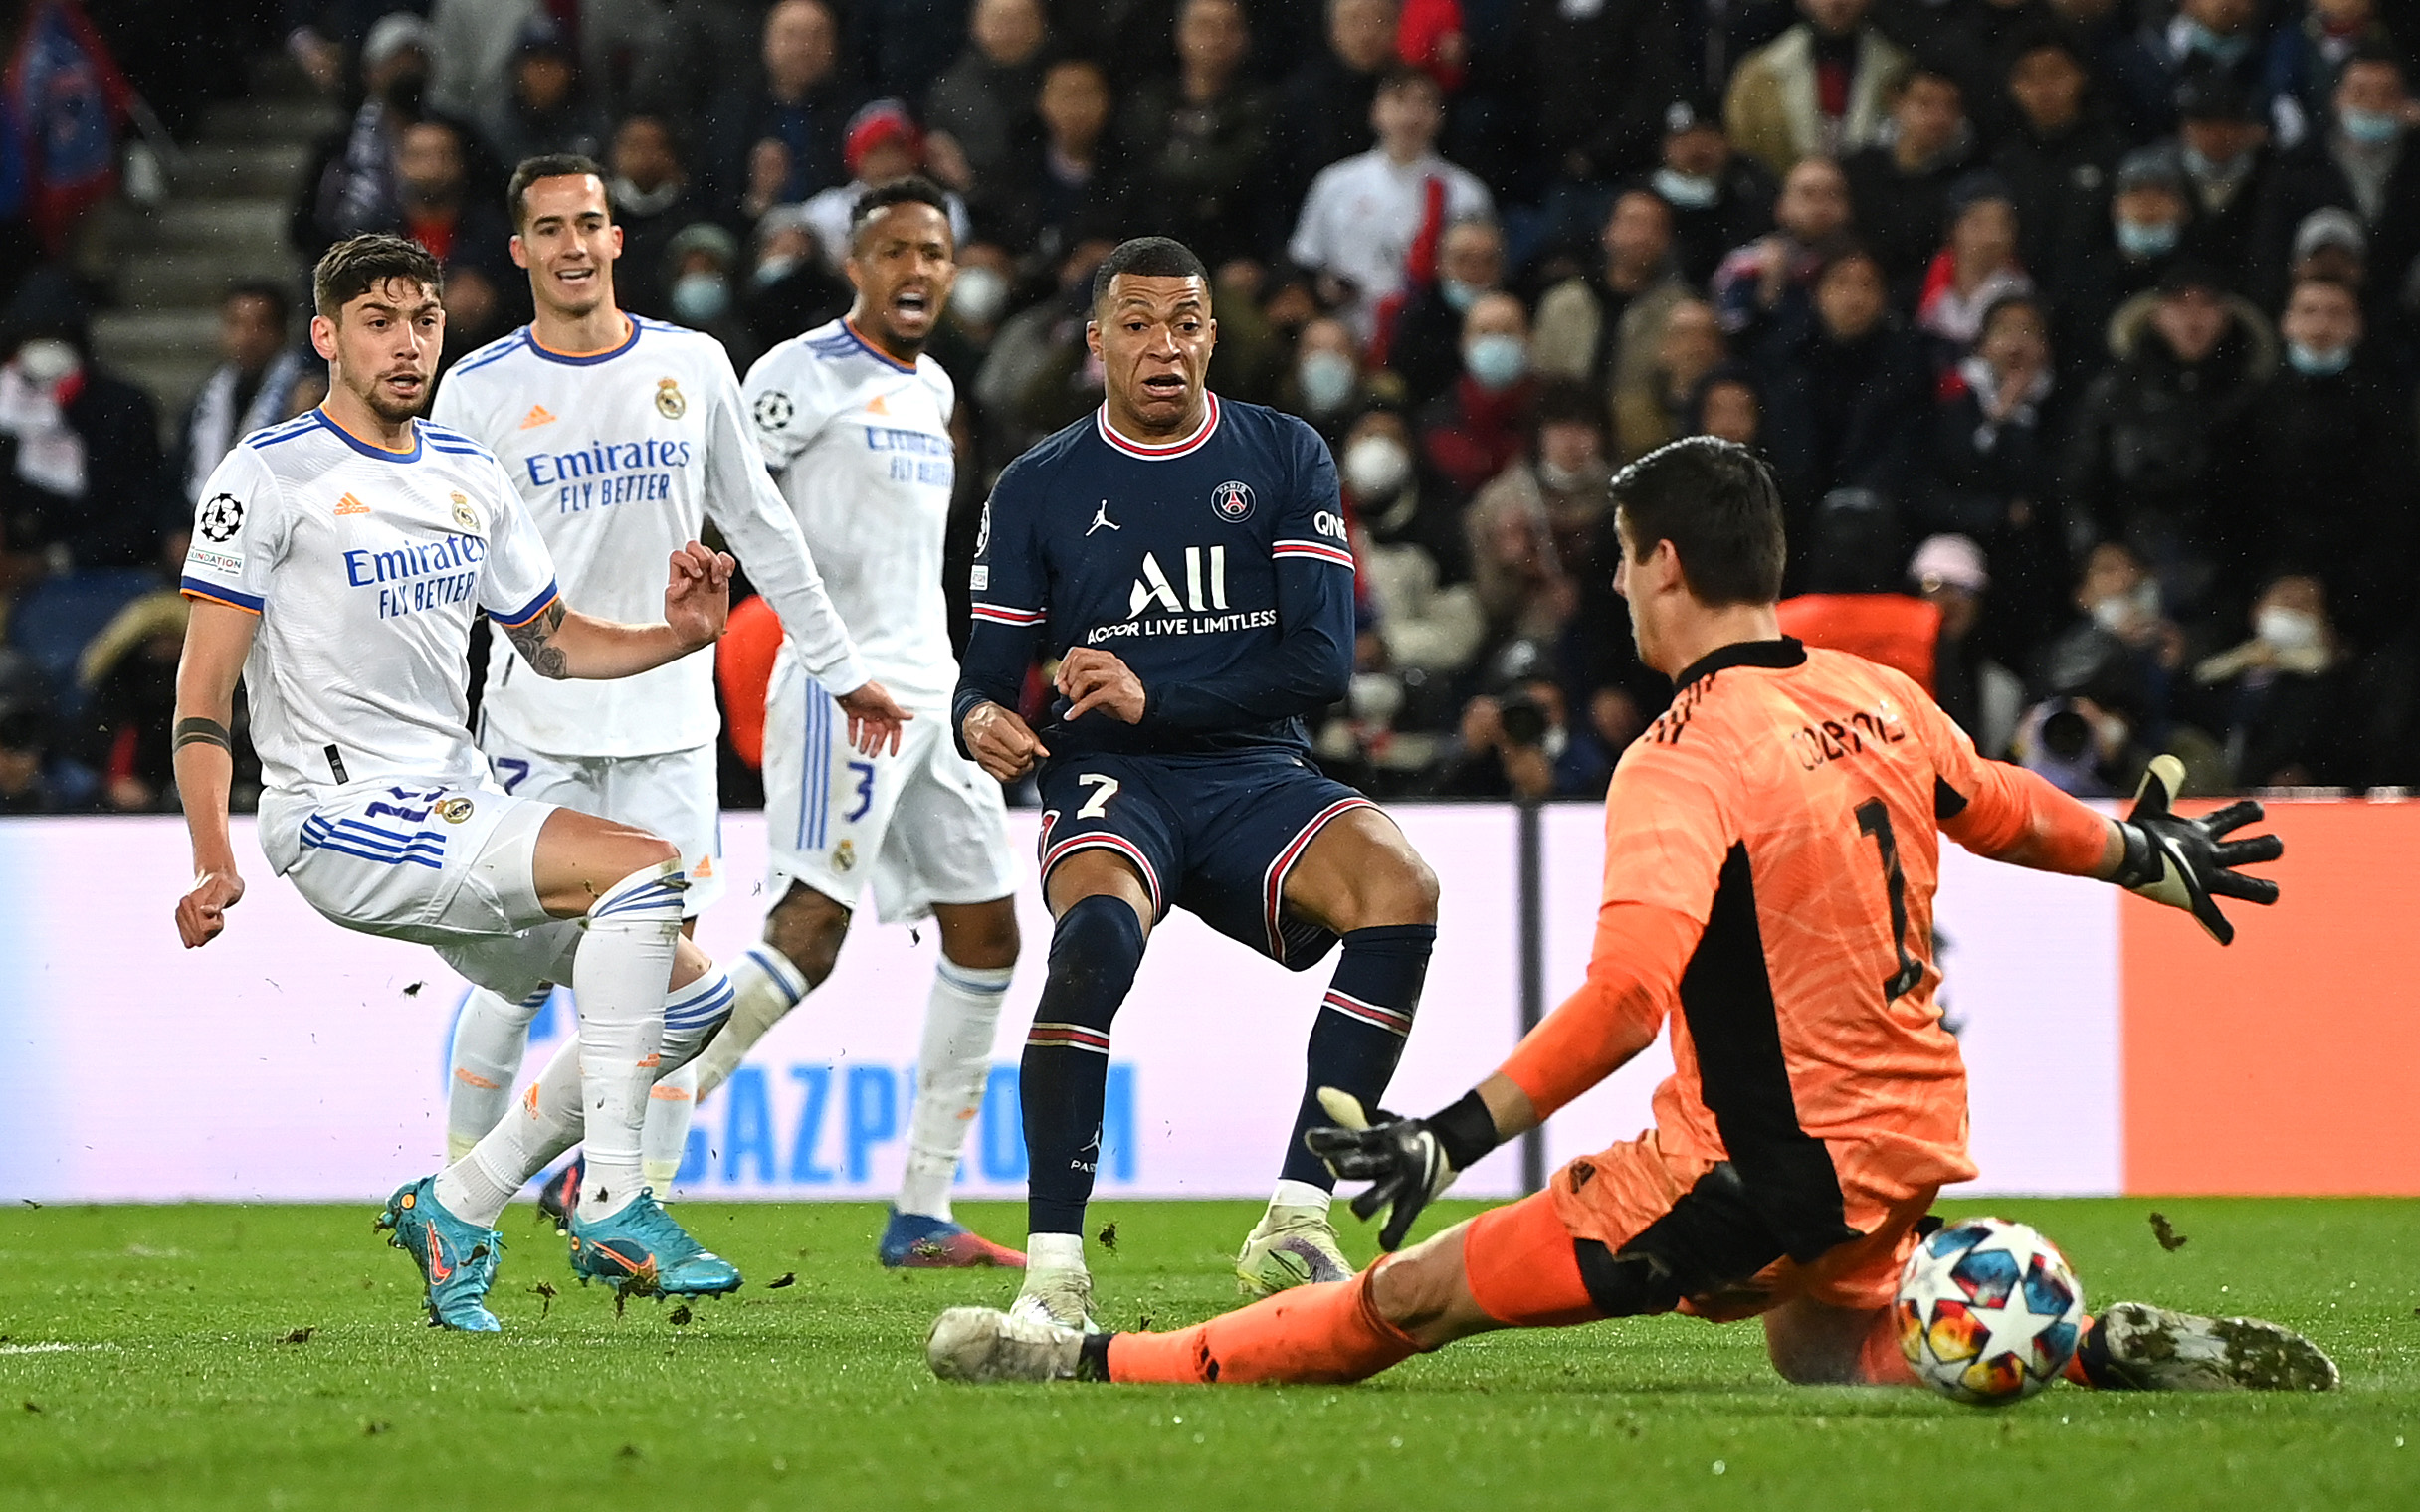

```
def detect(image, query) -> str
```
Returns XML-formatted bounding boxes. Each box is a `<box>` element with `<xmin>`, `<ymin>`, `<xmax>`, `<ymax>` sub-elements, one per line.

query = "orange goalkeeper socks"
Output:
<box><xmin>1104</xmin><ymin>1267</ymin><xmax>1422</xmax><ymax>1384</ymax></box>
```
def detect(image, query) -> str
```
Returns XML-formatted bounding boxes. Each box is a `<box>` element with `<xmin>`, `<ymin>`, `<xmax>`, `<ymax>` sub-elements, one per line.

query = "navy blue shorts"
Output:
<box><xmin>1034</xmin><ymin>750</ymin><xmax>1375</xmax><ymax>970</ymax></box>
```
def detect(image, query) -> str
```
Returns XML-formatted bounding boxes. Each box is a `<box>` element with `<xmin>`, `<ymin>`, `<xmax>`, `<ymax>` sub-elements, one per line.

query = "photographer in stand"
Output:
<box><xmin>1430</xmin><ymin>643</ymin><xmax>1612</xmax><ymax>800</ymax></box>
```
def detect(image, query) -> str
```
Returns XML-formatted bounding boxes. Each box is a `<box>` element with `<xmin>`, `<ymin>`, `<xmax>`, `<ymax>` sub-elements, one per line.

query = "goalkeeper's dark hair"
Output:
<box><xmin>506</xmin><ymin>152</ymin><xmax>608</xmax><ymax>229</ymax></box>
<box><xmin>849</xmin><ymin>174</ymin><xmax>956</xmax><ymax>252</ymax></box>
<box><xmin>311</xmin><ymin>234</ymin><xmax>443</xmax><ymax>319</ymax></box>
<box><xmin>1091</xmin><ymin>236</ymin><xmax>1210</xmax><ymax>314</ymax></box>
<box><xmin>1609</xmin><ymin>436</ymin><xmax>1787</xmax><ymax>607</ymax></box>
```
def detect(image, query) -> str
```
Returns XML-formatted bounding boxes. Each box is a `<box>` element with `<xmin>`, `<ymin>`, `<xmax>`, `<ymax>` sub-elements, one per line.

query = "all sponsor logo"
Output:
<box><xmin>655</xmin><ymin>377</ymin><xmax>687</xmax><ymax>419</ymax></box>
<box><xmin>197</xmin><ymin>493</ymin><xmax>244</xmax><ymax>542</ymax></box>
<box><xmin>1211</xmin><ymin>479</ymin><xmax>1255</xmax><ymax>522</ymax></box>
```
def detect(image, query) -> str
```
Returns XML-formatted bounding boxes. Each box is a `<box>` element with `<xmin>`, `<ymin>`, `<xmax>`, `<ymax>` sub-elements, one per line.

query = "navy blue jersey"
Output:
<box><xmin>953</xmin><ymin>395</ymin><xmax>1355</xmax><ymax>758</ymax></box>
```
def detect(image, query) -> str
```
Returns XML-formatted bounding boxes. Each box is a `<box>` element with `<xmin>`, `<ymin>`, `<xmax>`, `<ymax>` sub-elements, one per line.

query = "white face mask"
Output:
<box><xmin>1342</xmin><ymin>434</ymin><xmax>1412</xmax><ymax>498</ymax></box>
<box><xmin>2256</xmin><ymin>606</ymin><xmax>2323</xmax><ymax>654</ymax></box>
<box><xmin>1537</xmin><ymin>457</ymin><xmax>1603</xmax><ymax>493</ymax></box>
<box><xmin>15</xmin><ymin>338</ymin><xmax>79</xmax><ymax>385</ymax></box>
<box><xmin>2091</xmin><ymin>579</ymin><xmax>2160</xmax><ymax>632</ymax></box>
<box><xmin>1296</xmin><ymin>349</ymin><xmax>1357</xmax><ymax>415</ymax></box>
<box><xmin>949</xmin><ymin>264</ymin><xmax>1009</xmax><ymax>326</ymax></box>
<box><xmin>752</xmin><ymin>253</ymin><xmax>801</xmax><ymax>288</ymax></box>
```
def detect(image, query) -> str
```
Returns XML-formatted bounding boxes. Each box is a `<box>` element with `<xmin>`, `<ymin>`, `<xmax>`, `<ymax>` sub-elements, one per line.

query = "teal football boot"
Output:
<box><xmin>566</xmin><ymin>1189</ymin><xmax>741</xmax><ymax>1298</ymax></box>
<box><xmin>376</xmin><ymin>1176</ymin><xmax>505</xmax><ymax>1332</ymax></box>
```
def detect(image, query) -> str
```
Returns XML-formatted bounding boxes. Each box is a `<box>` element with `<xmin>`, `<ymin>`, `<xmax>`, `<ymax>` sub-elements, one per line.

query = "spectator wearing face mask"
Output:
<box><xmin>2063</xmin><ymin>261</ymin><xmax>2276</xmax><ymax>615</ymax></box>
<box><xmin>1712</xmin><ymin>155</ymin><xmax>1855</xmax><ymax>338</ymax></box>
<box><xmin>1532</xmin><ymin>190</ymin><xmax>1690</xmax><ymax>416</ymax></box>
<box><xmin>1464</xmin><ymin>384</ymin><xmax>1613</xmax><ymax>653</ymax></box>
<box><xmin>2253</xmin><ymin>48</ymin><xmax>2420</xmax><ymax>319</ymax></box>
<box><xmin>1612</xmin><ymin>297</ymin><xmax>1727</xmax><ymax>463</ymax></box>
<box><xmin>2052</xmin><ymin>144</ymin><xmax>2188</xmax><ymax>388</ymax></box>
<box><xmin>0</xmin><ymin>313</ymin><xmax>178</xmax><ymax>579</ymax></box>
<box><xmin>1379</xmin><ymin>218</ymin><xmax>1505</xmax><ymax>412</ymax></box>
<box><xmin>1650</xmin><ymin>94</ymin><xmax>1777</xmax><ymax>289</ymax></box>
<box><xmin>1919</xmin><ymin>292</ymin><xmax>2068</xmax><ymax>656</ymax></box>
<box><xmin>1725</xmin><ymin>0</ymin><xmax>1912</xmax><ymax>179</ymax></box>
<box><xmin>2033</xmin><ymin>540</ymin><xmax>2185</xmax><ymax>733</ymax></box>
<box><xmin>1283</xmin><ymin>316</ymin><xmax>1402</xmax><ymax>443</ymax></box>
<box><xmin>2109</xmin><ymin>0</ymin><xmax>2280</xmax><ymax>144</ymax></box>
<box><xmin>1418</xmin><ymin>291</ymin><xmax>1539</xmax><ymax>498</ymax></box>
<box><xmin>2265</xmin><ymin>0</ymin><xmax>2399</xmax><ymax>140</ymax></box>
<box><xmin>1909</xmin><ymin>533</ymin><xmax>2026</xmax><ymax>758</ymax></box>
<box><xmin>2164</xmin><ymin>70</ymin><xmax>2277</xmax><ymax>277</ymax></box>
<box><xmin>661</xmin><ymin>222</ymin><xmax>760</xmax><ymax>369</ymax></box>
<box><xmin>2246</xmin><ymin>276</ymin><xmax>2415</xmax><ymax>646</ymax></box>
<box><xmin>2181</xmin><ymin>573</ymin><xmax>2355</xmax><ymax>788</ymax></box>
<box><xmin>609</xmin><ymin>114</ymin><xmax>708</xmax><ymax>323</ymax></box>
<box><xmin>1335</xmin><ymin>407</ymin><xmax>1481</xmax><ymax>745</ymax></box>
<box><xmin>742</xmin><ymin>205</ymin><xmax>854</xmax><ymax>354</ymax></box>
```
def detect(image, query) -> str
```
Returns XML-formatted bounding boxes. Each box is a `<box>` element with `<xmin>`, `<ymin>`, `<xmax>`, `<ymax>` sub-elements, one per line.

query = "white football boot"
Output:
<box><xmin>927</xmin><ymin>1306</ymin><xmax>1086</xmax><ymax>1384</ymax></box>
<box><xmin>1009</xmin><ymin>1261</ymin><xmax>1097</xmax><ymax>1331</ymax></box>
<box><xmin>2091</xmin><ymin>1301</ymin><xmax>2339</xmax><ymax>1391</ymax></box>
<box><xmin>1234</xmin><ymin>1203</ymin><xmax>1352</xmax><ymax>1296</ymax></box>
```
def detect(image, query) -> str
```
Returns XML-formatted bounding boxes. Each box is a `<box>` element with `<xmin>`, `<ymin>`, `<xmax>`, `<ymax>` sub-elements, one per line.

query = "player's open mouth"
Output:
<box><xmin>1141</xmin><ymin>374</ymin><xmax>1186</xmax><ymax>399</ymax></box>
<box><xmin>892</xmin><ymin>289</ymin><xmax>929</xmax><ymax>318</ymax></box>
<box><xmin>553</xmin><ymin>266</ymin><xmax>593</xmax><ymax>285</ymax></box>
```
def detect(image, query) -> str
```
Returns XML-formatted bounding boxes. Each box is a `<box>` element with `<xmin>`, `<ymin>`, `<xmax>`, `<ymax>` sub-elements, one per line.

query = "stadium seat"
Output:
<box><xmin>6</xmin><ymin>568</ymin><xmax>164</xmax><ymax>716</ymax></box>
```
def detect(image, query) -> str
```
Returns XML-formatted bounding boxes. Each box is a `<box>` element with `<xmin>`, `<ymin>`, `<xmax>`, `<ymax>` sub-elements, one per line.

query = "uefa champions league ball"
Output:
<box><xmin>1896</xmin><ymin>1217</ymin><xmax>2086</xmax><ymax>1405</ymax></box>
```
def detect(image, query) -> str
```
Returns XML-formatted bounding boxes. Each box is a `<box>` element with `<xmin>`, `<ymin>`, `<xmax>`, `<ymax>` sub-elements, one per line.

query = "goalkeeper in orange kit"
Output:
<box><xmin>922</xmin><ymin>437</ymin><xmax>2336</xmax><ymax>1395</ymax></box>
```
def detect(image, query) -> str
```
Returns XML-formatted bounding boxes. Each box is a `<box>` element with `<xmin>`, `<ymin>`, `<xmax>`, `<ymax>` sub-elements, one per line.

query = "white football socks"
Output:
<box><xmin>690</xmin><ymin>944</ymin><xmax>810</xmax><ymax>1102</ymax></box>
<box><xmin>436</xmin><ymin>1037</ymin><xmax>583</xmax><ymax>1227</ymax></box>
<box><xmin>1026</xmin><ymin>1230</ymin><xmax>1086</xmax><ymax>1270</ymax></box>
<box><xmin>897</xmin><ymin>958</ymin><xmax>1013</xmax><ymax>1221</ymax></box>
<box><xmin>635</xmin><ymin>964</ymin><xmax>732</xmax><ymax>1189</ymax></box>
<box><xmin>445</xmin><ymin>984</ymin><xmax>553</xmax><ymax>1162</ymax></box>
<box><xmin>1270</xmin><ymin>1179</ymin><xmax>1332</xmax><ymax>1215</ymax></box>
<box><xmin>567</xmin><ymin>861</ymin><xmax>685</xmax><ymax>1223</ymax></box>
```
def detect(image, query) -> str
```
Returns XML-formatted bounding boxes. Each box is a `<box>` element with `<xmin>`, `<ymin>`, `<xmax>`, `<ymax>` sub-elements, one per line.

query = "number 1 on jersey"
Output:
<box><xmin>1855</xmin><ymin>798</ymin><xmax>1925</xmax><ymax>1003</ymax></box>
<box><xmin>1077</xmin><ymin>773</ymin><xmax>1120</xmax><ymax>819</ymax></box>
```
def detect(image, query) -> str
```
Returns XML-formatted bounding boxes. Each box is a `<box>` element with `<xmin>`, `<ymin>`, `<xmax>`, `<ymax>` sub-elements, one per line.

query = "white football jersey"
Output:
<box><xmin>179</xmin><ymin>409</ymin><xmax>557</xmax><ymax>803</ymax></box>
<box><xmin>432</xmin><ymin>315</ymin><xmax>865</xmax><ymax>758</ymax></box>
<box><xmin>743</xmin><ymin>318</ymin><xmax>958</xmax><ymax>710</ymax></box>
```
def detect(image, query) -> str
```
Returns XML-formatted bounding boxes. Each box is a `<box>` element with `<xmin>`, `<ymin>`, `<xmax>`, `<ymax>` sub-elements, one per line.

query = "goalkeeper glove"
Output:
<box><xmin>2112</xmin><ymin>754</ymin><xmax>2283</xmax><ymax>945</ymax></box>
<box><xmin>1303</xmin><ymin>1086</ymin><xmax>1499</xmax><ymax>1250</ymax></box>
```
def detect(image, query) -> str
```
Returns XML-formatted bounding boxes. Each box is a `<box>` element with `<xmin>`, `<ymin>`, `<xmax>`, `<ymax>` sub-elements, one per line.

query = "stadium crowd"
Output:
<box><xmin>5</xmin><ymin>0</ymin><xmax>2420</xmax><ymax>812</ymax></box>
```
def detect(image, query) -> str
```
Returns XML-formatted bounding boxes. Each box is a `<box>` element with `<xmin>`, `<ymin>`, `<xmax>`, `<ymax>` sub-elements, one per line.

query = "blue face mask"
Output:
<box><xmin>2117</xmin><ymin>218</ymin><xmax>2180</xmax><ymax>258</ymax></box>
<box><xmin>1464</xmin><ymin>333</ymin><xmax>1529</xmax><ymax>391</ymax></box>
<box><xmin>1440</xmin><ymin>278</ymin><xmax>1482</xmax><ymax>313</ymax></box>
<box><xmin>1652</xmin><ymin>166</ymin><xmax>1719</xmax><ymax>209</ymax></box>
<box><xmin>671</xmin><ymin>273</ymin><xmax>730</xmax><ymax>325</ymax></box>
<box><xmin>2288</xmin><ymin>340</ymin><xmax>2352</xmax><ymax>376</ymax></box>
<box><xmin>2181</xmin><ymin>20</ymin><xmax>2253</xmax><ymax>67</ymax></box>
<box><xmin>2340</xmin><ymin>107</ymin><xmax>2404</xmax><ymax>145</ymax></box>
<box><xmin>1296</xmin><ymin>349</ymin><xmax>1357</xmax><ymax>414</ymax></box>
<box><xmin>2183</xmin><ymin>145</ymin><xmax>2250</xmax><ymax>182</ymax></box>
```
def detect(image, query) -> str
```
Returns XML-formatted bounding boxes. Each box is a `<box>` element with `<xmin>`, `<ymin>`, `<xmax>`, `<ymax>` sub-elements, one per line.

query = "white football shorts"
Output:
<box><xmin>762</xmin><ymin>648</ymin><xmax>1017</xmax><ymax>924</ymax></box>
<box><xmin>260</xmin><ymin>777</ymin><xmax>558</xmax><ymax>947</ymax></box>
<box><xmin>475</xmin><ymin>720</ymin><xmax>725</xmax><ymax>916</ymax></box>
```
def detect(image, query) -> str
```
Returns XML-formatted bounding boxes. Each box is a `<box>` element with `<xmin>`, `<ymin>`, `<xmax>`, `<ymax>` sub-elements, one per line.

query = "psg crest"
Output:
<box><xmin>1211</xmin><ymin>479</ymin><xmax>1255</xmax><ymax>522</ymax></box>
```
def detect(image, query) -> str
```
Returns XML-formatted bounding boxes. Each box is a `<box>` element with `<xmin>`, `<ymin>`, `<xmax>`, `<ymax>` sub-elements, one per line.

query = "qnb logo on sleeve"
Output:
<box><xmin>1092</xmin><ymin>547</ymin><xmax>1275</xmax><ymax>645</ymax></box>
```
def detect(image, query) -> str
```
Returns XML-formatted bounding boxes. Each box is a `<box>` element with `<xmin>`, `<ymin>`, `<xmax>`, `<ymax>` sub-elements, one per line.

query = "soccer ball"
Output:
<box><xmin>1896</xmin><ymin>1217</ymin><xmax>2086</xmax><ymax>1406</ymax></box>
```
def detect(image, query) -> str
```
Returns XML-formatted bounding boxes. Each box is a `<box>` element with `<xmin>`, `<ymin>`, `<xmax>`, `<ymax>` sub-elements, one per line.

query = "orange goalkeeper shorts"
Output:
<box><xmin>1461</xmin><ymin>1128</ymin><xmax>1937</xmax><ymax>1328</ymax></box>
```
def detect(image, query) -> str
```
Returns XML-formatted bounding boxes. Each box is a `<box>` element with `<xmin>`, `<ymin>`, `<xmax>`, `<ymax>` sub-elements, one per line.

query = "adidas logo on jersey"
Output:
<box><xmin>864</xmin><ymin>394</ymin><xmax>891</xmax><ymax>415</ymax></box>
<box><xmin>519</xmin><ymin>404</ymin><xmax>557</xmax><ymax>429</ymax></box>
<box><xmin>335</xmin><ymin>492</ymin><xmax>370</xmax><ymax>516</ymax></box>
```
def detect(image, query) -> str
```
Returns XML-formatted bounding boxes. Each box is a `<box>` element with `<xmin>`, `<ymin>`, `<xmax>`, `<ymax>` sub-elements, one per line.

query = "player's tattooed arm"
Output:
<box><xmin>505</xmin><ymin>599</ymin><xmax>572</xmax><ymax>679</ymax></box>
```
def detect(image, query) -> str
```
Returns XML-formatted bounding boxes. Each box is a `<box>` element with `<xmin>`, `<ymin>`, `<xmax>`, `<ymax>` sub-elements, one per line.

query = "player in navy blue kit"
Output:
<box><xmin>954</xmin><ymin>238</ymin><xmax>1442</xmax><ymax>1327</ymax></box>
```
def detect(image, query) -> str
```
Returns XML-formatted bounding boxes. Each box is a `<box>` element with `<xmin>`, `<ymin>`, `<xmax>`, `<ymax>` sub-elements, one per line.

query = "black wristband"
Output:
<box><xmin>174</xmin><ymin>717</ymin><xmax>232</xmax><ymax>753</ymax></box>
<box><xmin>2110</xmin><ymin>820</ymin><xmax>2159</xmax><ymax>889</ymax></box>
<box><xmin>1427</xmin><ymin>1088</ymin><xmax>1500</xmax><ymax>1172</ymax></box>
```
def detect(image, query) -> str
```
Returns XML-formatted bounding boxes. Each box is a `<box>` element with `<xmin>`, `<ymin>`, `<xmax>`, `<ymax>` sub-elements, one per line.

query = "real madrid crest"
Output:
<box><xmin>450</xmin><ymin>490</ymin><xmax>480</xmax><ymax>532</ymax></box>
<box><xmin>655</xmin><ymin>377</ymin><xmax>687</xmax><ymax>419</ymax></box>
<box><xmin>1211</xmin><ymin>479</ymin><xmax>1255</xmax><ymax>523</ymax></box>
<box><xmin>436</xmin><ymin>796</ymin><xmax>476</xmax><ymax>824</ymax></box>
<box><xmin>832</xmin><ymin>839</ymin><xmax>858</xmax><ymax>873</ymax></box>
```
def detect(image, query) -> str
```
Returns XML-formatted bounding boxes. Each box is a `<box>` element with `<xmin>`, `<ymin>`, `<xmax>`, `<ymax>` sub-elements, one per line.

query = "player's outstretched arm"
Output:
<box><xmin>508</xmin><ymin>542</ymin><xmax>734</xmax><ymax>680</ymax></box>
<box><xmin>172</xmin><ymin>601</ymin><xmax>258</xmax><ymax>948</ymax></box>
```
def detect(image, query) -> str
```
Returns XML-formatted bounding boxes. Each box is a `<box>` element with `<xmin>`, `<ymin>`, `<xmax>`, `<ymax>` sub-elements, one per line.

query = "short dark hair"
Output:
<box><xmin>1609</xmin><ymin>436</ymin><xmax>1786</xmax><ymax>607</ymax></box>
<box><xmin>507</xmin><ymin>152</ymin><xmax>608</xmax><ymax>229</ymax></box>
<box><xmin>311</xmin><ymin>234</ymin><xmax>443</xmax><ymax>318</ymax></box>
<box><xmin>1090</xmin><ymin>236</ymin><xmax>1210</xmax><ymax>313</ymax></box>
<box><xmin>225</xmin><ymin>279</ymin><xmax>291</xmax><ymax>328</ymax></box>
<box><xmin>850</xmin><ymin>174</ymin><xmax>955</xmax><ymax>251</ymax></box>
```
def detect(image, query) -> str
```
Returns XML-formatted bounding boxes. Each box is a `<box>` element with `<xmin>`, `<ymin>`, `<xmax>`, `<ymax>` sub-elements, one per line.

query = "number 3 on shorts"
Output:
<box><xmin>1077</xmin><ymin>773</ymin><xmax>1119</xmax><ymax>819</ymax></box>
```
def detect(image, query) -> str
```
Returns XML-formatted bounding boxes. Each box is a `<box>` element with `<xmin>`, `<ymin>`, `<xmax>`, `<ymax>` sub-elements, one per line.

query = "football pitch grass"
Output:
<box><xmin>1</xmin><ymin>1197</ymin><xmax>2413</xmax><ymax>1509</ymax></box>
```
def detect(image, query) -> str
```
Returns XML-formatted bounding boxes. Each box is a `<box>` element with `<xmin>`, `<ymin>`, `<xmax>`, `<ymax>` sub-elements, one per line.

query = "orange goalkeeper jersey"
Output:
<box><xmin>1506</xmin><ymin>637</ymin><xmax>2109</xmax><ymax>1263</ymax></box>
